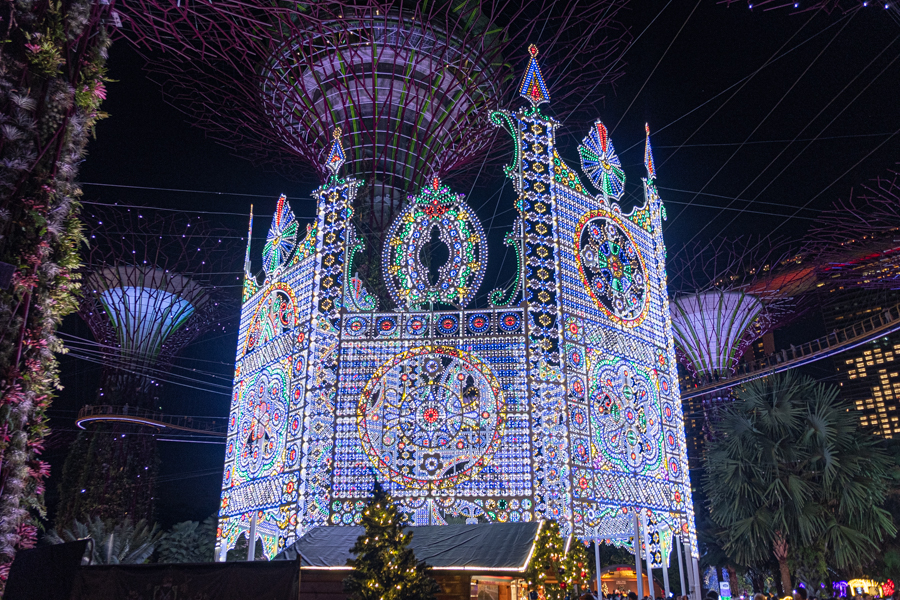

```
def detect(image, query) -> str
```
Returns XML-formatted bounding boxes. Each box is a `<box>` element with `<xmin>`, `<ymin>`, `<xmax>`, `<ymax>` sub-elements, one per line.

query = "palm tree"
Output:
<box><xmin>703</xmin><ymin>371</ymin><xmax>895</xmax><ymax>592</ymax></box>
<box><xmin>46</xmin><ymin>517</ymin><xmax>162</xmax><ymax>564</ymax></box>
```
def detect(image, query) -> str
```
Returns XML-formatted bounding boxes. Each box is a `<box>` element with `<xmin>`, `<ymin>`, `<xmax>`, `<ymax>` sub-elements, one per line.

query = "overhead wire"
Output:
<box><xmin>681</xmin><ymin>39</ymin><xmax>900</xmax><ymax>252</ymax></box>
<box><xmin>81</xmin><ymin>183</ymin><xmax>306</xmax><ymax>206</ymax></box>
<box><xmin>60</xmin><ymin>338</ymin><xmax>235</xmax><ymax>385</ymax></box>
<box><xmin>655</xmin><ymin>131</ymin><xmax>899</xmax><ymax>148</ymax></box>
<box><xmin>567</xmin><ymin>0</ymin><xmax>676</xmax><ymax>118</ymax></box>
<box><xmin>611</xmin><ymin>0</ymin><xmax>703</xmax><ymax>135</ymax></box>
<box><xmin>665</xmin><ymin>7</ymin><xmax>856</xmax><ymax>235</ymax></box>
<box><xmin>676</xmin><ymin>27</ymin><xmax>900</xmax><ymax>256</ymax></box>
<box><xmin>62</xmin><ymin>350</ymin><xmax>232</xmax><ymax>396</ymax></box>
<box><xmin>761</xmin><ymin>123</ymin><xmax>900</xmax><ymax>240</ymax></box>
<box><xmin>619</xmin><ymin>8</ymin><xmax>848</xmax><ymax>158</ymax></box>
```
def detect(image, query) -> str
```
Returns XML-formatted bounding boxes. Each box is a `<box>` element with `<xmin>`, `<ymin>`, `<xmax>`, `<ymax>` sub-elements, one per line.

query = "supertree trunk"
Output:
<box><xmin>55</xmin><ymin>421</ymin><xmax>159</xmax><ymax>527</ymax></box>
<box><xmin>0</xmin><ymin>0</ymin><xmax>113</xmax><ymax>587</ymax></box>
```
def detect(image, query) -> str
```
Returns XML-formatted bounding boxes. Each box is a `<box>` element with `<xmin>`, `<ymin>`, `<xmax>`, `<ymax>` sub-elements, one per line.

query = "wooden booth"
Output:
<box><xmin>600</xmin><ymin>564</ymin><xmax>663</xmax><ymax>597</ymax></box>
<box><xmin>276</xmin><ymin>522</ymin><xmax>541</xmax><ymax>600</ymax></box>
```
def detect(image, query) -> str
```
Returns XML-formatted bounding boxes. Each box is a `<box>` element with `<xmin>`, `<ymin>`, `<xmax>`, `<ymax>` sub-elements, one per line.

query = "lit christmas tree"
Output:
<box><xmin>525</xmin><ymin>521</ymin><xmax>593</xmax><ymax>600</ymax></box>
<box><xmin>344</xmin><ymin>481</ymin><xmax>439</xmax><ymax>600</ymax></box>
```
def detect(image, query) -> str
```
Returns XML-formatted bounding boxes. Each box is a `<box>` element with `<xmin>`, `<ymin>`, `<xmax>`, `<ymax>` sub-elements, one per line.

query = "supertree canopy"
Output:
<box><xmin>668</xmin><ymin>237</ymin><xmax>815</xmax><ymax>381</ymax></box>
<box><xmin>806</xmin><ymin>165</ymin><xmax>900</xmax><ymax>290</ymax></box>
<box><xmin>118</xmin><ymin>0</ymin><xmax>630</xmax><ymax>232</ymax></box>
<box><xmin>55</xmin><ymin>206</ymin><xmax>238</xmax><ymax>525</ymax></box>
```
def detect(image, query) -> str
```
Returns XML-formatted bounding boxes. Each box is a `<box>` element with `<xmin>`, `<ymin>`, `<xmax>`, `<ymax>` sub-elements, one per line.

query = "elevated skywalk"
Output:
<box><xmin>76</xmin><ymin>404</ymin><xmax>226</xmax><ymax>437</ymax></box>
<box><xmin>681</xmin><ymin>300</ymin><xmax>900</xmax><ymax>399</ymax></box>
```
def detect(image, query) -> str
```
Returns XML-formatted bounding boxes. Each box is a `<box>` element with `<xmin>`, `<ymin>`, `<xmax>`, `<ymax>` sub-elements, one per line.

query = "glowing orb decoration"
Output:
<box><xmin>358</xmin><ymin>346</ymin><xmax>506</xmax><ymax>490</ymax></box>
<box><xmin>383</xmin><ymin>178</ymin><xmax>487</xmax><ymax>310</ymax></box>
<box><xmin>238</xmin><ymin>367</ymin><xmax>289</xmax><ymax>480</ymax></box>
<box><xmin>589</xmin><ymin>358</ymin><xmax>662</xmax><ymax>474</ymax></box>
<box><xmin>576</xmin><ymin>212</ymin><xmax>649</xmax><ymax>326</ymax></box>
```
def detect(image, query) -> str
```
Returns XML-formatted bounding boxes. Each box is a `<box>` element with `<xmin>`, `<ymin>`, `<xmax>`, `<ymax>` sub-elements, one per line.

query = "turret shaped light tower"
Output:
<box><xmin>56</xmin><ymin>207</ymin><xmax>237</xmax><ymax>525</ymax></box>
<box><xmin>120</xmin><ymin>0</ymin><xmax>630</xmax><ymax>235</ymax></box>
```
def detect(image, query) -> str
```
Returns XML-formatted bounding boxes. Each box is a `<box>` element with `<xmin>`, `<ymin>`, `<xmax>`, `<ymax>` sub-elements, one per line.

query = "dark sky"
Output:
<box><xmin>45</xmin><ymin>2</ymin><xmax>900</xmax><ymax>527</ymax></box>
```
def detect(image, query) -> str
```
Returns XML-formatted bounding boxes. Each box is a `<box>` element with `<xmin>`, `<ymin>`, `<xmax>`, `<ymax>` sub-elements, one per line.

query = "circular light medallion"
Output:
<box><xmin>237</xmin><ymin>367</ymin><xmax>289</xmax><ymax>480</ymax></box>
<box><xmin>589</xmin><ymin>358</ymin><xmax>663</xmax><ymax>475</ymax></box>
<box><xmin>575</xmin><ymin>211</ymin><xmax>649</xmax><ymax>326</ymax></box>
<box><xmin>382</xmin><ymin>179</ymin><xmax>487</xmax><ymax>310</ymax></box>
<box><xmin>358</xmin><ymin>346</ymin><xmax>506</xmax><ymax>491</ymax></box>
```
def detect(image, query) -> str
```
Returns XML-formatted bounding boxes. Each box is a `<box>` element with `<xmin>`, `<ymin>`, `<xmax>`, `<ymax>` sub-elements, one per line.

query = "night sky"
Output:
<box><xmin>44</xmin><ymin>3</ymin><xmax>900</xmax><ymax>528</ymax></box>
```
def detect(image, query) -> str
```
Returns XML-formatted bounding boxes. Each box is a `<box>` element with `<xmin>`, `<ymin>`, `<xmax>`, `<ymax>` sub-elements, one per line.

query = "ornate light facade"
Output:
<box><xmin>216</xmin><ymin>49</ymin><xmax>697</xmax><ymax>565</ymax></box>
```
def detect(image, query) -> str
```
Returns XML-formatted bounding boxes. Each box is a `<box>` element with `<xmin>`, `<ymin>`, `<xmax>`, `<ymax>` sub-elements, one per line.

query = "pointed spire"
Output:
<box><xmin>644</xmin><ymin>123</ymin><xmax>657</xmax><ymax>181</ymax></box>
<box><xmin>244</xmin><ymin>204</ymin><xmax>254</xmax><ymax>277</ymax></box>
<box><xmin>325</xmin><ymin>126</ymin><xmax>346</xmax><ymax>175</ymax></box>
<box><xmin>518</xmin><ymin>44</ymin><xmax>550</xmax><ymax>107</ymax></box>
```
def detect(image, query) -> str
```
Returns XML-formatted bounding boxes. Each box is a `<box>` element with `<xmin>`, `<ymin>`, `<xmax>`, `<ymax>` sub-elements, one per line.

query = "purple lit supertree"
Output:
<box><xmin>55</xmin><ymin>206</ymin><xmax>239</xmax><ymax>526</ymax></box>
<box><xmin>805</xmin><ymin>165</ymin><xmax>900</xmax><ymax>290</ymax></box>
<box><xmin>667</xmin><ymin>236</ymin><xmax>816</xmax><ymax>448</ymax></box>
<box><xmin>116</xmin><ymin>1</ymin><xmax>630</xmax><ymax>235</ymax></box>
<box><xmin>669</xmin><ymin>236</ymin><xmax>815</xmax><ymax>382</ymax></box>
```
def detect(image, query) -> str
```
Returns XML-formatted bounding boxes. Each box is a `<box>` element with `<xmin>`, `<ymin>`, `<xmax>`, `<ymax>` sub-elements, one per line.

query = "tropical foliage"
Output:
<box><xmin>156</xmin><ymin>516</ymin><xmax>217</xmax><ymax>564</ymax></box>
<box><xmin>703</xmin><ymin>371</ymin><xmax>896</xmax><ymax>592</ymax></box>
<box><xmin>0</xmin><ymin>0</ymin><xmax>112</xmax><ymax>588</ymax></box>
<box><xmin>344</xmin><ymin>481</ymin><xmax>439</xmax><ymax>600</ymax></box>
<box><xmin>46</xmin><ymin>517</ymin><xmax>163</xmax><ymax>565</ymax></box>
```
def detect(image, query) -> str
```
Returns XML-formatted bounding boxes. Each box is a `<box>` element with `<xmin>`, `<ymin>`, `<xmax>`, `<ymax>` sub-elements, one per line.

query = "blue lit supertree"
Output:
<box><xmin>55</xmin><ymin>206</ymin><xmax>238</xmax><ymax>525</ymax></box>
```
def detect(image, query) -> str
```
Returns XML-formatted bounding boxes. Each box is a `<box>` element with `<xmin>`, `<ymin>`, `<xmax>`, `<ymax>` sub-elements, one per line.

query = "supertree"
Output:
<box><xmin>115</xmin><ymin>1</ymin><xmax>630</xmax><ymax>248</ymax></box>
<box><xmin>668</xmin><ymin>237</ymin><xmax>815</xmax><ymax>382</ymax></box>
<box><xmin>667</xmin><ymin>237</ymin><xmax>816</xmax><ymax>456</ymax></box>
<box><xmin>804</xmin><ymin>164</ymin><xmax>900</xmax><ymax>290</ymax></box>
<box><xmin>55</xmin><ymin>206</ymin><xmax>238</xmax><ymax>526</ymax></box>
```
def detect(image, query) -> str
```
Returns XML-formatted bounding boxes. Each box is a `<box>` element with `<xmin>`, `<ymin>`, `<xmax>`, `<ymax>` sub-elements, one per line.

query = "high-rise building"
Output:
<box><xmin>821</xmin><ymin>288</ymin><xmax>900</xmax><ymax>438</ymax></box>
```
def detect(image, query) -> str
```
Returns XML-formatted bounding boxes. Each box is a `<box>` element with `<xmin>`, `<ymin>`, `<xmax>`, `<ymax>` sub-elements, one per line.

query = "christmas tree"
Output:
<box><xmin>344</xmin><ymin>481</ymin><xmax>440</xmax><ymax>600</ymax></box>
<box><xmin>525</xmin><ymin>520</ymin><xmax>594</xmax><ymax>600</ymax></box>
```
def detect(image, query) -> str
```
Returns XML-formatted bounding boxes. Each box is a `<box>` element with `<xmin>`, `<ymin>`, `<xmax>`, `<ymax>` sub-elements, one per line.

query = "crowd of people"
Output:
<box><xmin>579</xmin><ymin>586</ymin><xmax>828</xmax><ymax>600</ymax></box>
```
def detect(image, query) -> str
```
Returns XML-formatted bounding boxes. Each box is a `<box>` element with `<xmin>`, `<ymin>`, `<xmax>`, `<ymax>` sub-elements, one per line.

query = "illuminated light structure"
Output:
<box><xmin>55</xmin><ymin>207</ymin><xmax>236</xmax><ymax>524</ymax></box>
<box><xmin>216</xmin><ymin>47</ymin><xmax>700</xmax><ymax>596</ymax></box>
<box><xmin>119</xmin><ymin>0</ymin><xmax>630</xmax><ymax>235</ymax></box>
<box><xmin>805</xmin><ymin>166</ymin><xmax>900</xmax><ymax>290</ymax></box>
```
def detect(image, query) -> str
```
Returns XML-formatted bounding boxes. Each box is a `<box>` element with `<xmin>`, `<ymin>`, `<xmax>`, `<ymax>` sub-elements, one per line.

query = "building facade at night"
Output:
<box><xmin>216</xmin><ymin>51</ymin><xmax>697</xmax><ymax>571</ymax></box>
<box><xmin>823</xmin><ymin>289</ymin><xmax>900</xmax><ymax>438</ymax></box>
